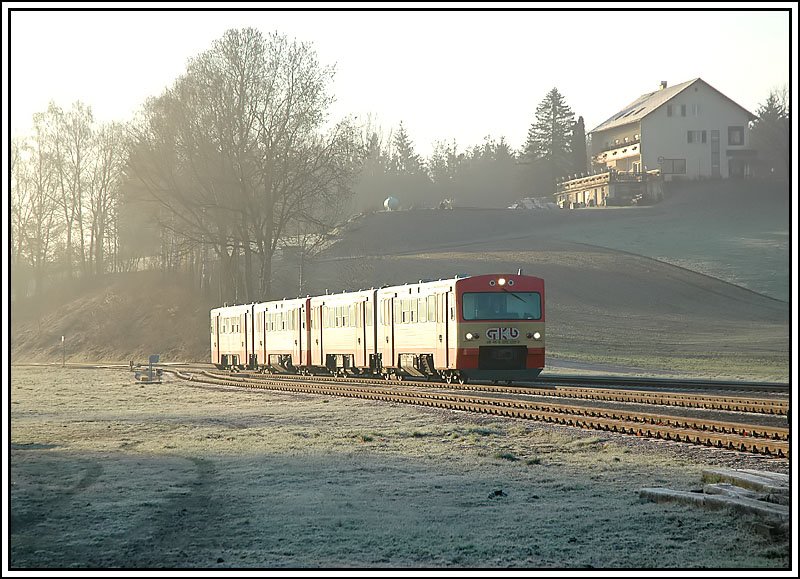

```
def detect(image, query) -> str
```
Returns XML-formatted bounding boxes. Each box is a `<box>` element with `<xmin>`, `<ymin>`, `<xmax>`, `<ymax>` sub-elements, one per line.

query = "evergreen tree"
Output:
<box><xmin>751</xmin><ymin>87</ymin><xmax>790</xmax><ymax>180</ymax></box>
<box><xmin>390</xmin><ymin>122</ymin><xmax>424</xmax><ymax>175</ymax></box>
<box><xmin>570</xmin><ymin>116</ymin><xmax>588</xmax><ymax>175</ymax></box>
<box><xmin>524</xmin><ymin>87</ymin><xmax>575</xmax><ymax>176</ymax></box>
<box><xmin>386</xmin><ymin>122</ymin><xmax>432</xmax><ymax>207</ymax></box>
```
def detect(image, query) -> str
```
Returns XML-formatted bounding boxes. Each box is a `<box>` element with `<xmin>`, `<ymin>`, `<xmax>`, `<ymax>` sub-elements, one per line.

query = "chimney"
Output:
<box><xmin>659</xmin><ymin>81</ymin><xmax>668</xmax><ymax>90</ymax></box>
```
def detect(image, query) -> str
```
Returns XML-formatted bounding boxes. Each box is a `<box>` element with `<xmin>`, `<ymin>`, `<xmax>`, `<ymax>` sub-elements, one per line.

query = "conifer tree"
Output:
<box><xmin>570</xmin><ymin>116</ymin><xmax>587</xmax><ymax>175</ymax></box>
<box><xmin>524</xmin><ymin>87</ymin><xmax>575</xmax><ymax>177</ymax></box>
<box><xmin>751</xmin><ymin>87</ymin><xmax>790</xmax><ymax>180</ymax></box>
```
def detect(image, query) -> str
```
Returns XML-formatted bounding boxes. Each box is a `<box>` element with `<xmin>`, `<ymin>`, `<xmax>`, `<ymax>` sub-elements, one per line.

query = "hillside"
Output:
<box><xmin>9</xmin><ymin>179</ymin><xmax>791</xmax><ymax>381</ymax></box>
<box><xmin>10</xmin><ymin>271</ymin><xmax>215</xmax><ymax>365</ymax></box>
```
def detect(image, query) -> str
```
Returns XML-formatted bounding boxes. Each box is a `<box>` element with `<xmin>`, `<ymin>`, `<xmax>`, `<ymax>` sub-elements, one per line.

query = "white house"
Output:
<box><xmin>589</xmin><ymin>78</ymin><xmax>757</xmax><ymax>180</ymax></box>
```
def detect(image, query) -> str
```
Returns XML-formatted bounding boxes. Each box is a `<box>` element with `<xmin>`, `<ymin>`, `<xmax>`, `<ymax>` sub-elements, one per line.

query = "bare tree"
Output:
<box><xmin>40</xmin><ymin>102</ymin><xmax>94</xmax><ymax>279</ymax></box>
<box><xmin>10</xmin><ymin>131</ymin><xmax>61</xmax><ymax>299</ymax></box>
<box><xmin>87</xmin><ymin>122</ymin><xmax>127</xmax><ymax>275</ymax></box>
<box><xmin>126</xmin><ymin>28</ymin><xmax>363</xmax><ymax>303</ymax></box>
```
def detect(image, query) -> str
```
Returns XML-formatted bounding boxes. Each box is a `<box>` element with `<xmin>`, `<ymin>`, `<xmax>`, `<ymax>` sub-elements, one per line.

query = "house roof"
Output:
<box><xmin>589</xmin><ymin>78</ymin><xmax>757</xmax><ymax>134</ymax></box>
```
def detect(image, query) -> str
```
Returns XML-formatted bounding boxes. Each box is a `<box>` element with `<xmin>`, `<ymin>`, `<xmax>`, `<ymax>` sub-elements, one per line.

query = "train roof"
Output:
<box><xmin>310</xmin><ymin>288</ymin><xmax>375</xmax><ymax>305</ymax></box>
<box><xmin>210</xmin><ymin>303</ymin><xmax>254</xmax><ymax>316</ymax></box>
<box><xmin>378</xmin><ymin>273</ymin><xmax>543</xmax><ymax>297</ymax></box>
<box><xmin>210</xmin><ymin>274</ymin><xmax>544</xmax><ymax>313</ymax></box>
<box><xmin>256</xmin><ymin>296</ymin><xmax>309</xmax><ymax>311</ymax></box>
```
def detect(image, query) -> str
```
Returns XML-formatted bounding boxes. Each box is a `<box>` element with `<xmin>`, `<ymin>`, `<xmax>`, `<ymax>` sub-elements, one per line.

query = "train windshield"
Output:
<box><xmin>462</xmin><ymin>292</ymin><xmax>542</xmax><ymax>321</ymax></box>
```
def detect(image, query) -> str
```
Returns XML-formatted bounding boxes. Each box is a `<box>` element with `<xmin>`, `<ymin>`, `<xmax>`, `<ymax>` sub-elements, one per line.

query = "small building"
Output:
<box><xmin>589</xmin><ymin>78</ymin><xmax>757</xmax><ymax>180</ymax></box>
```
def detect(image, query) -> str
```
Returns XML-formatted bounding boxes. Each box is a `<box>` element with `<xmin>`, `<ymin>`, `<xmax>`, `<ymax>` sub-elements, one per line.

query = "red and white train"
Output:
<box><xmin>210</xmin><ymin>273</ymin><xmax>545</xmax><ymax>383</ymax></box>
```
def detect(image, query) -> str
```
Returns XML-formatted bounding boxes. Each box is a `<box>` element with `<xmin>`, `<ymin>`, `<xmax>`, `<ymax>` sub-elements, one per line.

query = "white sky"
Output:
<box><xmin>4</xmin><ymin>2</ymin><xmax>796</xmax><ymax>157</ymax></box>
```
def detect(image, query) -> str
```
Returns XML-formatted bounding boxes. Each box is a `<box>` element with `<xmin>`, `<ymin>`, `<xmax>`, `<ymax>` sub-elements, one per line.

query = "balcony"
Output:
<box><xmin>593</xmin><ymin>141</ymin><xmax>641</xmax><ymax>165</ymax></box>
<box><xmin>592</xmin><ymin>134</ymin><xmax>641</xmax><ymax>155</ymax></box>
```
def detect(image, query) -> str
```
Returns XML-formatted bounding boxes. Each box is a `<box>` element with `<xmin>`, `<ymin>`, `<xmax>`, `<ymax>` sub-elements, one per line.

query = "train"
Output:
<box><xmin>210</xmin><ymin>273</ymin><xmax>545</xmax><ymax>384</ymax></box>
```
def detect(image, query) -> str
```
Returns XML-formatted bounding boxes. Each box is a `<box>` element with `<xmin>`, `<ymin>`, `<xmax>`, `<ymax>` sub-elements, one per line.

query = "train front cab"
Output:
<box><xmin>453</xmin><ymin>274</ymin><xmax>545</xmax><ymax>382</ymax></box>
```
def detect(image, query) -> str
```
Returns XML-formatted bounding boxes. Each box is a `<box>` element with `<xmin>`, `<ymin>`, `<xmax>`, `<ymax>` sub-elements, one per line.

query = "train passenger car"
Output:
<box><xmin>376</xmin><ymin>274</ymin><xmax>545</xmax><ymax>383</ymax></box>
<box><xmin>376</xmin><ymin>278</ymin><xmax>455</xmax><ymax>380</ymax></box>
<box><xmin>309</xmin><ymin>290</ymin><xmax>377</xmax><ymax>375</ymax></box>
<box><xmin>210</xmin><ymin>303</ymin><xmax>255</xmax><ymax>369</ymax></box>
<box><xmin>254</xmin><ymin>297</ymin><xmax>310</xmax><ymax>372</ymax></box>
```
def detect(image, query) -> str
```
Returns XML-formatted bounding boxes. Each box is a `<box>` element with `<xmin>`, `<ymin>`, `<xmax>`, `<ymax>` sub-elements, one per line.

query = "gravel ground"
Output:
<box><xmin>8</xmin><ymin>366</ymin><xmax>792</xmax><ymax>570</ymax></box>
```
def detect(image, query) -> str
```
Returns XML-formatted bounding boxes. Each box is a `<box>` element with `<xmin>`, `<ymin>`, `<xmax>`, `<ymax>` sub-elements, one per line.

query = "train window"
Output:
<box><xmin>349</xmin><ymin>305</ymin><xmax>355</xmax><ymax>327</ymax></box>
<box><xmin>427</xmin><ymin>295</ymin><xmax>435</xmax><ymax>322</ymax></box>
<box><xmin>461</xmin><ymin>292</ymin><xmax>542</xmax><ymax>320</ymax></box>
<box><xmin>410</xmin><ymin>299</ymin><xmax>415</xmax><ymax>323</ymax></box>
<box><xmin>365</xmin><ymin>302</ymin><xmax>372</xmax><ymax>326</ymax></box>
<box><xmin>419</xmin><ymin>298</ymin><xmax>427</xmax><ymax>323</ymax></box>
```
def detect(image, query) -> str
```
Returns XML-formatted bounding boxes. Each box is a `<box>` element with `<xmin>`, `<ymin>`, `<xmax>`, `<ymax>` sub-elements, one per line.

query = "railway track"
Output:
<box><xmin>171</xmin><ymin>365</ymin><xmax>789</xmax><ymax>416</ymax></box>
<box><xmin>169</xmin><ymin>369</ymin><xmax>790</xmax><ymax>459</ymax></box>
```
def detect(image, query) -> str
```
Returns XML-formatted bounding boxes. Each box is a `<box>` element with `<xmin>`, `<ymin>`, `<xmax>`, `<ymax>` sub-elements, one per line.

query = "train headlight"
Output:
<box><xmin>465</xmin><ymin>332</ymin><xmax>479</xmax><ymax>341</ymax></box>
<box><xmin>497</xmin><ymin>277</ymin><xmax>506</xmax><ymax>286</ymax></box>
<box><xmin>527</xmin><ymin>332</ymin><xmax>542</xmax><ymax>340</ymax></box>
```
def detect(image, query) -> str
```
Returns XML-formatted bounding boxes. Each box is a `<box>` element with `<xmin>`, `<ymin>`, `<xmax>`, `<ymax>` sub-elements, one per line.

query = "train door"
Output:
<box><xmin>242</xmin><ymin>312</ymin><xmax>250</xmax><ymax>368</ymax></box>
<box><xmin>317</xmin><ymin>304</ymin><xmax>324</xmax><ymax>365</ymax></box>
<box><xmin>259</xmin><ymin>310</ymin><xmax>266</xmax><ymax>366</ymax></box>
<box><xmin>212</xmin><ymin>313</ymin><xmax>220</xmax><ymax>366</ymax></box>
<box><xmin>378</xmin><ymin>297</ymin><xmax>394</xmax><ymax>369</ymax></box>
<box><xmin>299</xmin><ymin>303</ymin><xmax>307</xmax><ymax>366</ymax></box>
<box><xmin>291</xmin><ymin>307</ymin><xmax>300</xmax><ymax>367</ymax></box>
<box><xmin>363</xmin><ymin>298</ymin><xmax>375</xmax><ymax>369</ymax></box>
<box><xmin>358</xmin><ymin>301</ymin><xmax>366</xmax><ymax>367</ymax></box>
<box><xmin>248</xmin><ymin>305</ymin><xmax>256</xmax><ymax>368</ymax></box>
<box><xmin>436</xmin><ymin>292</ymin><xmax>449</xmax><ymax>368</ymax></box>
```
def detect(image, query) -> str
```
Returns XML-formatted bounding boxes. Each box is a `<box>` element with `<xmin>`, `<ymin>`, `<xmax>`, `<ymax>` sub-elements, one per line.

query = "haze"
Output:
<box><xmin>6</xmin><ymin>5</ymin><xmax>792</xmax><ymax>157</ymax></box>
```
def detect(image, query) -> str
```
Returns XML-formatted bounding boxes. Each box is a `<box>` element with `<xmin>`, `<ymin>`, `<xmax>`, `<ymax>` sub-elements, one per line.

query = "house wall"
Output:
<box><xmin>640</xmin><ymin>82</ymin><xmax>752</xmax><ymax>180</ymax></box>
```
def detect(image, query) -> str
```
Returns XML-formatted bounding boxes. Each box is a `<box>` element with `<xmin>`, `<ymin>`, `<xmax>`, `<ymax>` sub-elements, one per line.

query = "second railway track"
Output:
<box><xmin>168</xmin><ymin>369</ymin><xmax>790</xmax><ymax>459</ymax></box>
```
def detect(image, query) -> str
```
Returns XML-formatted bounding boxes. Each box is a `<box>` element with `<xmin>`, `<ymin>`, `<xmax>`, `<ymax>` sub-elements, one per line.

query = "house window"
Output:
<box><xmin>681</xmin><ymin>104</ymin><xmax>686</xmax><ymax>117</ymax></box>
<box><xmin>661</xmin><ymin>159</ymin><xmax>686</xmax><ymax>174</ymax></box>
<box><xmin>687</xmin><ymin>130</ymin><xmax>707</xmax><ymax>144</ymax></box>
<box><xmin>667</xmin><ymin>104</ymin><xmax>673</xmax><ymax>117</ymax></box>
<box><xmin>728</xmin><ymin>126</ymin><xmax>744</xmax><ymax>146</ymax></box>
<box><xmin>692</xmin><ymin>104</ymin><xmax>701</xmax><ymax>116</ymax></box>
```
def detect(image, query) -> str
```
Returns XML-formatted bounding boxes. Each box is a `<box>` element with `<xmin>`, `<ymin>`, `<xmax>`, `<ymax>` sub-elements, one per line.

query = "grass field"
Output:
<box><xmin>9</xmin><ymin>367</ymin><xmax>790</xmax><ymax>569</ymax></box>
